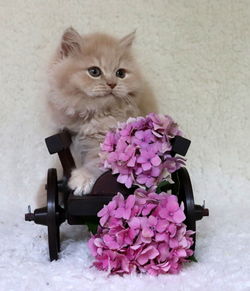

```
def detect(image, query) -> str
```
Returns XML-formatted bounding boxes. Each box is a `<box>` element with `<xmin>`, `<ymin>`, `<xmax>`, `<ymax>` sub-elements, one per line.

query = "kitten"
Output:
<box><xmin>47</xmin><ymin>27</ymin><xmax>144</xmax><ymax>195</ymax></box>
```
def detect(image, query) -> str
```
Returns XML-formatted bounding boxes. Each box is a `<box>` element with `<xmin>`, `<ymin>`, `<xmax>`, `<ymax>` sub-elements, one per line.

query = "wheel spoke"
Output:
<box><xmin>47</xmin><ymin>168</ymin><xmax>59</xmax><ymax>261</ymax></box>
<box><xmin>173</xmin><ymin>167</ymin><xmax>196</xmax><ymax>250</ymax></box>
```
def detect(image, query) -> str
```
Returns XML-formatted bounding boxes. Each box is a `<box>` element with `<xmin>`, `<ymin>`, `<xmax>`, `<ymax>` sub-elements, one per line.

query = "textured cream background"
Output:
<box><xmin>0</xmin><ymin>1</ymin><xmax>250</xmax><ymax>290</ymax></box>
<box><xmin>1</xmin><ymin>0</ymin><xmax>249</xmax><ymax>210</ymax></box>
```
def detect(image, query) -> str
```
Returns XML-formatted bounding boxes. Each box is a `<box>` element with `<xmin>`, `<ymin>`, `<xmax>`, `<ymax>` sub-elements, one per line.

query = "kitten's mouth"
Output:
<box><xmin>90</xmin><ymin>91</ymin><xmax>114</xmax><ymax>98</ymax></box>
<box><xmin>104</xmin><ymin>91</ymin><xmax>116</xmax><ymax>97</ymax></box>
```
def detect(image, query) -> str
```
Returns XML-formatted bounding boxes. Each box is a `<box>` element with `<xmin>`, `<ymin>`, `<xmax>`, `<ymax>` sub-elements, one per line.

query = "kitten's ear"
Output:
<box><xmin>119</xmin><ymin>30</ymin><xmax>136</xmax><ymax>49</ymax></box>
<box><xmin>60</xmin><ymin>27</ymin><xmax>81</xmax><ymax>58</ymax></box>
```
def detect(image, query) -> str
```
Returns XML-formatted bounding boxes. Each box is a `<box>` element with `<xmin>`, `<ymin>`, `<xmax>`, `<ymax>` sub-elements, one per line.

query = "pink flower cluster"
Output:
<box><xmin>88</xmin><ymin>190</ymin><xmax>194</xmax><ymax>275</ymax></box>
<box><xmin>100</xmin><ymin>113</ymin><xmax>185</xmax><ymax>189</ymax></box>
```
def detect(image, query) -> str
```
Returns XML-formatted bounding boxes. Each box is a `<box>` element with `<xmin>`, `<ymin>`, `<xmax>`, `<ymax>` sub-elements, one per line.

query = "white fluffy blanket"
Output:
<box><xmin>1</xmin><ymin>171</ymin><xmax>249</xmax><ymax>291</ymax></box>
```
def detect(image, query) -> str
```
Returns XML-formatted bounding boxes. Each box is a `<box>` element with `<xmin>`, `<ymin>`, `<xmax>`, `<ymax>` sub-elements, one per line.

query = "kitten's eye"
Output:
<box><xmin>116</xmin><ymin>68</ymin><xmax>126</xmax><ymax>79</ymax></box>
<box><xmin>88</xmin><ymin>66</ymin><xmax>102</xmax><ymax>77</ymax></box>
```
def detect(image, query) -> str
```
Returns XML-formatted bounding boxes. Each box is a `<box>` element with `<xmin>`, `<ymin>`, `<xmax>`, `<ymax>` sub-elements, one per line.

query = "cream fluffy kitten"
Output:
<box><xmin>47</xmin><ymin>27</ymin><xmax>143</xmax><ymax>195</ymax></box>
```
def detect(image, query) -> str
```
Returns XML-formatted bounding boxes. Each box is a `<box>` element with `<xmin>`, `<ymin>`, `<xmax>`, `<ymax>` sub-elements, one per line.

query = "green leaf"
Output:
<box><xmin>156</xmin><ymin>180</ymin><xmax>172</xmax><ymax>193</ymax></box>
<box><xmin>188</xmin><ymin>255</ymin><xmax>198</xmax><ymax>263</ymax></box>
<box><xmin>84</xmin><ymin>217</ymin><xmax>99</xmax><ymax>234</ymax></box>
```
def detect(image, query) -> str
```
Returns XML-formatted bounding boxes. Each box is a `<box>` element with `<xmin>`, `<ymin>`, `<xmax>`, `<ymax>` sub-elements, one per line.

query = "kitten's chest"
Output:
<box><xmin>78</xmin><ymin>108</ymin><xmax>136</xmax><ymax>141</ymax></box>
<box><xmin>78</xmin><ymin>115</ymin><xmax>122</xmax><ymax>138</ymax></box>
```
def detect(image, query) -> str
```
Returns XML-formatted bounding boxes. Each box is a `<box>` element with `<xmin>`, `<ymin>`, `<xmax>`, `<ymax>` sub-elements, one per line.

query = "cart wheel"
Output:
<box><xmin>172</xmin><ymin>167</ymin><xmax>196</xmax><ymax>250</ymax></box>
<box><xmin>47</xmin><ymin>168</ymin><xmax>61</xmax><ymax>261</ymax></box>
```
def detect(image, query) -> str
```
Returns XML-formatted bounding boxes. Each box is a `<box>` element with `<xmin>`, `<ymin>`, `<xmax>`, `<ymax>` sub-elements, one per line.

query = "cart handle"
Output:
<box><xmin>45</xmin><ymin>130</ymin><xmax>75</xmax><ymax>179</ymax></box>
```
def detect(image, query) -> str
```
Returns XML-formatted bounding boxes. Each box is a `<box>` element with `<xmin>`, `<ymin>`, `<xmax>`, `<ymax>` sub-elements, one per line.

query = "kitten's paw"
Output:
<box><xmin>68</xmin><ymin>168</ymin><xmax>95</xmax><ymax>196</ymax></box>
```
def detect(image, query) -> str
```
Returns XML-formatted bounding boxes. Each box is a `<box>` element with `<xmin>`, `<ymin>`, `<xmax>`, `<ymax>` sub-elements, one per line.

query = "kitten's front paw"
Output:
<box><xmin>68</xmin><ymin>168</ymin><xmax>95</xmax><ymax>196</ymax></box>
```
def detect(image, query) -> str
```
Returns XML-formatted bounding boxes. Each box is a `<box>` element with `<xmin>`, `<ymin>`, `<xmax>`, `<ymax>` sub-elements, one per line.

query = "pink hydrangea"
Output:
<box><xmin>88</xmin><ymin>191</ymin><xmax>194</xmax><ymax>275</ymax></box>
<box><xmin>100</xmin><ymin>113</ymin><xmax>185</xmax><ymax>189</ymax></box>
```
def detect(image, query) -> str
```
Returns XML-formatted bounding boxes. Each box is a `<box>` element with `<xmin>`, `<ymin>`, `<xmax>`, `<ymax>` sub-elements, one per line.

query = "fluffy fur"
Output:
<box><xmin>47</xmin><ymin>27</ymin><xmax>144</xmax><ymax>195</ymax></box>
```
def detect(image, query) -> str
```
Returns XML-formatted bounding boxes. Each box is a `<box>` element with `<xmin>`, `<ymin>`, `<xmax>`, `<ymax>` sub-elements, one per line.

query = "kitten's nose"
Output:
<box><xmin>107</xmin><ymin>83</ymin><xmax>116</xmax><ymax>89</ymax></box>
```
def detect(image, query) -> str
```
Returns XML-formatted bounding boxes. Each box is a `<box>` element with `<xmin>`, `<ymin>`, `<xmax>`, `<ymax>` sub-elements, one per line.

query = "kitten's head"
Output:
<box><xmin>50</xmin><ymin>27</ymin><xmax>142</xmax><ymax>102</ymax></box>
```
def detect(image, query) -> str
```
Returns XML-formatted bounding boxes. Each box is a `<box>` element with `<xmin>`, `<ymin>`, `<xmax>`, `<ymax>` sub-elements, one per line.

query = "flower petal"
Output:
<box><xmin>151</xmin><ymin>155</ymin><xmax>161</xmax><ymax>166</ymax></box>
<box><xmin>142</xmin><ymin>162</ymin><xmax>152</xmax><ymax>171</ymax></box>
<box><xmin>173</xmin><ymin>209</ymin><xmax>186</xmax><ymax>223</ymax></box>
